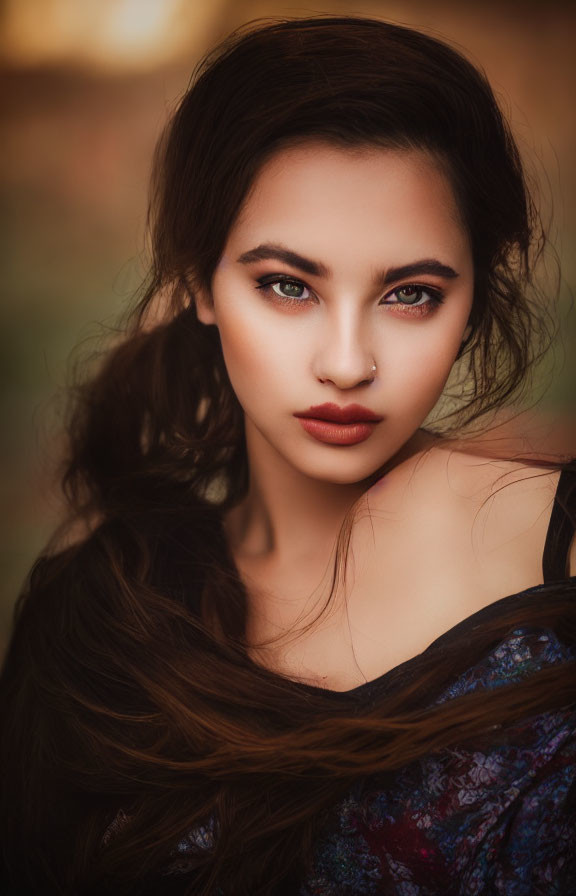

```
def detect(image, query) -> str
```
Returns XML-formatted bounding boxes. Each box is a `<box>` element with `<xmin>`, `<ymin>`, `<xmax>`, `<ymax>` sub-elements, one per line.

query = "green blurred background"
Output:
<box><xmin>1</xmin><ymin>0</ymin><xmax>575</xmax><ymax>655</ymax></box>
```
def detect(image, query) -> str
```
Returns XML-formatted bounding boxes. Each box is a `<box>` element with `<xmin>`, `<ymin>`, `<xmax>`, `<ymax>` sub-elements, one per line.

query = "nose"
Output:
<box><xmin>314</xmin><ymin>308</ymin><xmax>376</xmax><ymax>389</ymax></box>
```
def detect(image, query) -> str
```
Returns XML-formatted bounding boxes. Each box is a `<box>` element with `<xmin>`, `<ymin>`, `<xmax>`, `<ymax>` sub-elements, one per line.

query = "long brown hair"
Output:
<box><xmin>1</xmin><ymin>16</ymin><xmax>574</xmax><ymax>895</ymax></box>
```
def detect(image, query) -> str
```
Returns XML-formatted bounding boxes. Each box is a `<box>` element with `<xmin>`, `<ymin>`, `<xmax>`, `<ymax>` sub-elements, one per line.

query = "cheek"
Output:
<box><xmin>384</xmin><ymin>325</ymin><xmax>463</xmax><ymax>412</ymax></box>
<box><xmin>217</xmin><ymin>313</ymin><xmax>288</xmax><ymax>402</ymax></box>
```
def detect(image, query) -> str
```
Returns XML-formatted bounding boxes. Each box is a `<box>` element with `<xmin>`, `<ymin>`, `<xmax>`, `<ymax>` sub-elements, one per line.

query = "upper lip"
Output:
<box><xmin>294</xmin><ymin>403</ymin><xmax>383</xmax><ymax>423</ymax></box>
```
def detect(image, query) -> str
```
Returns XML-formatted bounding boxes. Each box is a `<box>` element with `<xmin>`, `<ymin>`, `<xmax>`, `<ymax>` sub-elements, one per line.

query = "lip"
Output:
<box><xmin>294</xmin><ymin>403</ymin><xmax>383</xmax><ymax>423</ymax></box>
<box><xmin>295</xmin><ymin>417</ymin><xmax>378</xmax><ymax>445</ymax></box>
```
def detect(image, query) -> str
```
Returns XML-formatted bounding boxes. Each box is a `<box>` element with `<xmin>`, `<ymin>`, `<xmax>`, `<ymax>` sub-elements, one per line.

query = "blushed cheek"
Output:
<box><xmin>392</xmin><ymin>335</ymin><xmax>461</xmax><ymax>413</ymax></box>
<box><xmin>217</xmin><ymin>318</ymin><xmax>280</xmax><ymax>399</ymax></box>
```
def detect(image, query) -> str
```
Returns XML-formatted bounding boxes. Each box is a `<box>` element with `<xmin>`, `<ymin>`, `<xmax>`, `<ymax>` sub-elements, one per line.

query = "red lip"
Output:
<box><xmin>294</xmin><ymin>403</ymin><xmax>383</xmax><ymax>423</ymax></box>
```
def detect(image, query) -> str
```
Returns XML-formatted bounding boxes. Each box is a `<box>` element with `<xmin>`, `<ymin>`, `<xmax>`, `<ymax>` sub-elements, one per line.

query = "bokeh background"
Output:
<box><xmin>1</xmin><ymin>0</ymin><xmax>575</xmax><ymax>655</ymax></box>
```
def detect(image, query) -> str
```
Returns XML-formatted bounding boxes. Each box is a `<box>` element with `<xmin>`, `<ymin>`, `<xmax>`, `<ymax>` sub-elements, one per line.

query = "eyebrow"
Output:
<box><xmin>236</xmin><ymin>243</ymin><xmax>459</xmax><ymax>285</ymax></box>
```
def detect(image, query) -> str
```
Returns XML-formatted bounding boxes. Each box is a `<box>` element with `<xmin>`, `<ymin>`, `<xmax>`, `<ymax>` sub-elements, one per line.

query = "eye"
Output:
<box><xmin>381</xmin><ymin>283</ymin><xmax>444</xmax><ymax>310</ymax></box>
<box><xmin>256</xmin><ymin>275</ymin><xmax>312</xmax><ymax>303</ymax></box>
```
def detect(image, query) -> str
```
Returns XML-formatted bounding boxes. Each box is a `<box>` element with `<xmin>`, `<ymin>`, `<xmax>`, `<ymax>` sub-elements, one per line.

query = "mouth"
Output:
<box><xmin>294</xmin><ymin>403</ymin><xmax>383</xmax><ymax>424</ymax></box>
<box><xmin>293</xmin><ymin>405</ymin><xmax>383</xmax><ymax>446</ymax></box>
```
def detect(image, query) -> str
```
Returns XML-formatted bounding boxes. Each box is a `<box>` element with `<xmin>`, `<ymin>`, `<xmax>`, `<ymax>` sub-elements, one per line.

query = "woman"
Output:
<box><xmin>1</xmin><ymin>15</ymin><xmax>575</xmax><ymax>896</ymax></box>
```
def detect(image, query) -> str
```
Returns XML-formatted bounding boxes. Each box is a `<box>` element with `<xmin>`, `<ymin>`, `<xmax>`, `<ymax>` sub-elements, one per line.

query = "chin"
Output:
<box><xmin>290</xmin><ymin>451</ymin><xmax>387</xmax><ymax>485</ymax></box>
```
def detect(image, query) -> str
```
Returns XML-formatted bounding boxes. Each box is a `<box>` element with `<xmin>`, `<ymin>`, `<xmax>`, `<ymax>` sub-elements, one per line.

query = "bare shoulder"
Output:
<box><xmin>359</xmin><ymin>415</ymin><xmax>573</xmax><ymax>586</ymax></box>
<box><xmin>427</xmin><ymin>441</ymin><xmax>561</xmax><ymax>502</ymax></box>
<box><xmin>366</xmin><ymin>427</ymin><xmax>562</xmax><ymax>514</ymax></box>
<box><xmin>398</xmin><ymin>406</ymin><xmax>572</xmax><ymax>499</ymax></box>
<box><xmin>414</xmin><ymin>441</ymin><xmax>576</xmax><ymax>578</ymax></box>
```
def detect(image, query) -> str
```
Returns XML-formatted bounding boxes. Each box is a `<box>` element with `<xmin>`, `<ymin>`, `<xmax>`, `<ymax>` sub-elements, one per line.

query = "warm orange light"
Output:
<box><xmin>1</xmin><ymin>0</ymin><xmax>226</xmax><ymax>70</ymax></box>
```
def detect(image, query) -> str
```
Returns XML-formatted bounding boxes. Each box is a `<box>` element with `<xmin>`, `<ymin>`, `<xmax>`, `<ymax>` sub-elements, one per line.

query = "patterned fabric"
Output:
<box><xmin>120</xmin><ymin>466</ymin><xmax>576</xmax><ymax>894</ymax></box>
<box><xmin>297</xmin><ymin>624</ymin><xmax>576</xmax><ymax>896</ymax></box>
<box><xmin>158</xmin><ymin>616</ymin><xmax>576</xmax><ymax>895</ymax></box>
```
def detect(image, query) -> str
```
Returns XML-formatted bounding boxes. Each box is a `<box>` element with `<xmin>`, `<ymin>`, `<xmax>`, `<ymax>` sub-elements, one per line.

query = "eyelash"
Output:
<box><xmin>255</xmin><ymin>274</ymin><xmax>445</xmax><ymax>315</ymax></box>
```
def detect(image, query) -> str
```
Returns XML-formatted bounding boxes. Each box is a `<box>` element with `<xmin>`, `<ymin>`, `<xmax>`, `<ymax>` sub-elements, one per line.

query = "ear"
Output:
<box><xmin>193</xmin><ymin>284</ymin><xmax>217</xmax><ymax>326</ymax></box>
<box><xmin>462</xmin><ymin>322</ymin><xmax>473</xmax><ymax>342</ymax></box>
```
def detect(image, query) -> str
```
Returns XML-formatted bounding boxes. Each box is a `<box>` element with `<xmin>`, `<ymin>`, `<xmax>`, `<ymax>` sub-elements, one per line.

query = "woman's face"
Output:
<box><xmin>196</xmin><ymin>142</ymin><xmax>474</xmax><ymax>484</ymax></box>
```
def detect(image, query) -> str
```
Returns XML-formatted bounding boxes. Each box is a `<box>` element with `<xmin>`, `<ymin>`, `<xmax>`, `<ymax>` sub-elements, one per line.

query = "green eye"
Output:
<box><xmin>385</xmin><ymin>284</ymin><xmax>445</xmax><ymax>308</ymax></box>
<box><xmin>256</xmin><ymin>276</ymin><xmax>312</xmax><ymax>302</ymax></box>
<box><xmin>396</xmin><ymin>286</ymin><xmax>422</xmax><ymax>305</ymax></box>
<box><xmin>271</xmin><ymin>280</ymin><xmax>309</xmax><ymax>299</ymax></box>
<box><xmin>380</xmin><ymin>283</ymin><xmax>445</xmax><ymax>313</ymax></box>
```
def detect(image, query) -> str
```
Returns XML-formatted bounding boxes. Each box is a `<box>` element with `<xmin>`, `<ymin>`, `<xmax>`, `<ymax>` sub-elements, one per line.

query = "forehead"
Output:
<box><xmin>226</xmin><ymin>142</ymin><xmax>469</xmax><ymax>267</ymax></box>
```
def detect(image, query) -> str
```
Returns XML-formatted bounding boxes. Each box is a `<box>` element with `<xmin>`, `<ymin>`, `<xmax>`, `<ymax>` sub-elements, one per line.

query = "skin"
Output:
<box><xmin>194</xmin><ymin>142</ymin><xmax>569</xmax><ymax>688</ymax></box>
<box><xmin>196</xmin><ymin>143</ymin><xmax>473</xmax><ymax>550</ymax></box>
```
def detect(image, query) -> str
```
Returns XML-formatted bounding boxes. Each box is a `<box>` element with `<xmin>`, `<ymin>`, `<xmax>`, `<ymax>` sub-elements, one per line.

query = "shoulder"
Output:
<box><xmin>372</xmin><ymin>403</ymin><xmax>576</xmax><ymax>504</ymax></box>
<box><xmin>359</xmin><ymin>416</ymin><xmax>574</xmax><ymax>584</ymax></box>
<box><xmin>366</xmin><ymin>434</ymin><xmax>562</xmax><ymax>519</ymax></box>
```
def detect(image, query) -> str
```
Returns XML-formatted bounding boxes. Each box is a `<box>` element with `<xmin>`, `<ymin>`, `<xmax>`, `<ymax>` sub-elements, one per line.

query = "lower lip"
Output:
<box><xmin>295</xmin><ymin>417</ymin><xmax>379</xmax><ymax>445</ymax></box>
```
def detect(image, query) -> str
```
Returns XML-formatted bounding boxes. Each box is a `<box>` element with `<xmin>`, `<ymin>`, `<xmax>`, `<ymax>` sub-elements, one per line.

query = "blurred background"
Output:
<box><xmin>1</xmin><ymin>0</ymin><xmax>575</xmax><ymax>654</ymax></box>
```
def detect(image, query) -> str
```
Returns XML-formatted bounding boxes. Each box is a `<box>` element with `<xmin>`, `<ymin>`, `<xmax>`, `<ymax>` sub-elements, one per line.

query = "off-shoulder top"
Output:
<box><xmin>156</xmin><ymin>464</ymin><xmax>576</xmax><ymax>895</ymax></box>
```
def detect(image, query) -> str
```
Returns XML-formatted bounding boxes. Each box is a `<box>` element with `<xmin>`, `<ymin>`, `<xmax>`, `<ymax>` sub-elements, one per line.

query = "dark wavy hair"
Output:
<box><xmin>1</xmin><ymin>15</ymin><xmax>574</xmax><ymax>896</ymax></box>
